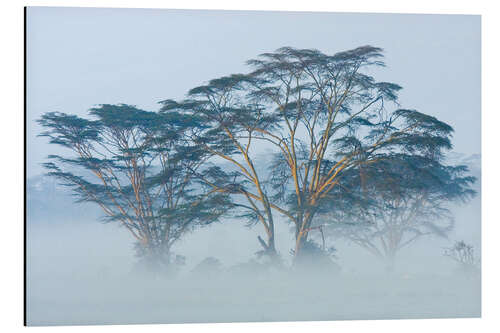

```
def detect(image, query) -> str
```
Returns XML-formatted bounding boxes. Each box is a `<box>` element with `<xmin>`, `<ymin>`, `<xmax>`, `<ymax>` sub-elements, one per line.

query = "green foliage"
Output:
<box><xmin>38</xmin><ymin>104</ymin><xmax>231</xmax><ymax>270</ymax></box>
<box><xmin>39</xmin><ymin>45</ymin><xmax>478</xmax><ymax>271</ymax></box>
<box><xmin>321</xmin><ymin>153</ymin><xmax>476</xmax><ymax>262</ymax></box>
<box><xmin>157</xmin><ymin>44</ymin><xmax>477</xmax><ymax>262</ymax></box>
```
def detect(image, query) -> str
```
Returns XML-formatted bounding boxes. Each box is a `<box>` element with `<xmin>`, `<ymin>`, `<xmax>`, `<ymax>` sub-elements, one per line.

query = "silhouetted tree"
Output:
<box><xmin>243</xmin><ymin>46</ymin><xmax>467</xmax><ymax>260</ymax></box>
<box><xmin>167</xmin><ymin>46</ymin><xmax>460</xmax><ymax>263</ymax></box>
<box><xmin>322</xmin><ymin>154</ymin><xmax>476</xmax><ymax>270</ymax></box>
<box><xmin>38</xmin><ymin>104</ymin><xmax>231</xmax><ymax>273</ymax></box>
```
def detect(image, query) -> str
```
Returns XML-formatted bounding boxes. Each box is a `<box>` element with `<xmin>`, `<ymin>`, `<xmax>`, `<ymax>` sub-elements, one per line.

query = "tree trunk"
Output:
<box><xmin>134</xmin><ymin>241</ymin><xmax>174</xmax><ymax>276</ymax></box>
<box><xmin>294</xmin><ymin>211</ymin><xmax>314</xmax><ymax>259</ymax></box>
<box><xmin>293</xmin><ymin>229</ymin><xmax>310</xmax><ymax>263</ymax></box>
<box><xmin>257</xmin><ymin>200</ymin><xmax>280</xmax><ymax>262</ymax></box>
<box><xmin>257</xmin><ymin>234</ymin><xmax>278</xmax><ymax>259</ymax></box>
<box><xmin>384</xmin><ymin>251</ymin><xmax>396</xmax><ymax>273</ymax></box>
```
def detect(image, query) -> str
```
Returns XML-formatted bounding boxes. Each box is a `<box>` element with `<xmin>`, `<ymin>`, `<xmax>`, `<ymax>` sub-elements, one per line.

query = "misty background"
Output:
<box><xmin>26</xmin><ymin>7</ymin><xmax>481</xmax><ymax>326</ymax></box>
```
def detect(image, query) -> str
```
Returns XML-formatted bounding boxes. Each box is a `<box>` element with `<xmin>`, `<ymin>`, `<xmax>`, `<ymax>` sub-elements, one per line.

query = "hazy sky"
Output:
<box><xmin>26</xmin><ymin>7</ymin><xmax>480</xmax><ymax>177</ymax></box>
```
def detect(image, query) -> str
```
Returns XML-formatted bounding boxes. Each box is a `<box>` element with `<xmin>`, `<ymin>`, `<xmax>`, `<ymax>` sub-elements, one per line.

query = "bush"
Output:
<box><xmin>191</xmin><ymin>257</ymin><xmax>223</xmax><ymax>277</ymax></box>
<box><xmin>444</xmin><ymin>240</ymin><xmax>480</xmax><ymax>275</ymax></box>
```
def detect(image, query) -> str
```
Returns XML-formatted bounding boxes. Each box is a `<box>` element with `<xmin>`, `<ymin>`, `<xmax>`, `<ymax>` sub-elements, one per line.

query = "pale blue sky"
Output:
<box><xmin>26</xmin><ymin>7</ymin><xmax>480</xmax><ymax>176</ymax></box>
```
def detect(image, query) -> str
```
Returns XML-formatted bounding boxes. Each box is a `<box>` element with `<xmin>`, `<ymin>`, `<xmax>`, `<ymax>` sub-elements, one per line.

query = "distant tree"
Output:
<box><xmin>38</xmin><ymin>104</ymin><xmax>231</xmax><ymax>273</ymax></box>
<box><xmin>444</xmin><ymin>240</ymin><xmax>480</xmax><ymax>275</ymax></box>
<box><xmin>322</xmin><ymin>154</ymin><xmax>476</xmax><ymax>270</ymax></box>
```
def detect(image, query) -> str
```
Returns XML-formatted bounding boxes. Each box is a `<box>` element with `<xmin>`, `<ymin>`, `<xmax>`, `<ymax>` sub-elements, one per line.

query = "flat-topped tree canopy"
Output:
<box><xmin>320</xmin><ymin>152</ymin><xmax>476</xmax><ymax>267</ymax></box>
<box><xmin>158</xmin><ymin>45</ymin><xmax>473</xmax><ymax>261</ymax></box>
<box><xmin>38</xmin><ymin>104</ymin><xmax>232</xmax><ymax>273</ymax></box>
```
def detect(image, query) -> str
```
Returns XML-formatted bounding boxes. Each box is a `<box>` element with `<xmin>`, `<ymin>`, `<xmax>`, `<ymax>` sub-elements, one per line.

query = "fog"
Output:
<box><xmin>26</xmin><ymin>189</ymin><xmax>480</xmax><ymax>326</ymax></box>
<box><xmin>25</xmin><ymin>7</ymin><xmax>481</xmax><ymax>326</ymax></box>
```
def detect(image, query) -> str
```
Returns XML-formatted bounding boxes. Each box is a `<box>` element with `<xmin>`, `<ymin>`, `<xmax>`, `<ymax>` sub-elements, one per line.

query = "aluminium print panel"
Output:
<box><xmin>25</xmin><ymin>6</ymin><xmax>481</xmax><ymax>326</ymax></box>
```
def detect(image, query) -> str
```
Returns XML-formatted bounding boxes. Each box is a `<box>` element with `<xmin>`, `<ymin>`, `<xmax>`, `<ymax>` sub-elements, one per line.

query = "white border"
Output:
<box><xmin>2</xmin><ymin>0</ymin><xmax>499</xmax><ymax>332</ymax></box>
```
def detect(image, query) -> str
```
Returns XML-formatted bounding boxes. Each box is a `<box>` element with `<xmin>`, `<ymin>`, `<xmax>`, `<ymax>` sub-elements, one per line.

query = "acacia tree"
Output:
<box><xmin>244</xmin><ymin>46</ymin><xmax>467</xmax><ymax>260</ymax></box>
<box><xmin>38</xmin><ymin>104</ymin><xmax>230</xmax><ymax>272</ymax></box>
<box><xmin>167</xmin><ymin>46</ymin><xmax>457</xmax><ymax>262</ymax></box>
<box><xmin>160</xmin><ymin>77</ymin><xmax>285</xmax><ymax>260</ymax></box>
<box><xmin>321</xmin><ymin>154</ymin><xmax>476</xmax><ymax>270</ymax></box>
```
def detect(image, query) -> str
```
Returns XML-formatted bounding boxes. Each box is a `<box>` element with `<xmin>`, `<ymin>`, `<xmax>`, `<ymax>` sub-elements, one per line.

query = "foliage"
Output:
<box><xmin>39</xmin><ymin>45</ymin><xmax>478</xmax><ymax>272</ymax></box>
<box><xmin>321</xmin><ymin>153</ymin><xmax>476</xmax><ymax>268</ymax></box>
<box><xmin>38</xmin><ymin>104</ymin><xmax>231</xmax><ymax>272</ymax></box>
<box><xmin>162</xmin><ymin>45</ymin><xmax>473</xmax><ymax>262</ymax></box>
